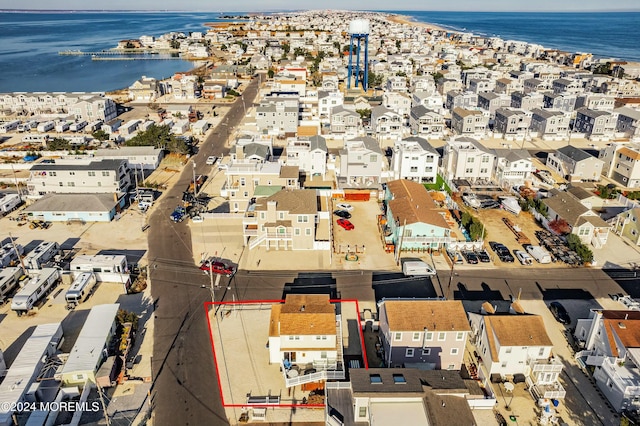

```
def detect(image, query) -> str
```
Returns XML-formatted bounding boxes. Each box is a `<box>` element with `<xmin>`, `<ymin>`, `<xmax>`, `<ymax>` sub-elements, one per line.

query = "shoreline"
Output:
<box><xmin>386</xmin><ymin>13</ymin><xmax>454</xmax><ymax>33</ymax></box>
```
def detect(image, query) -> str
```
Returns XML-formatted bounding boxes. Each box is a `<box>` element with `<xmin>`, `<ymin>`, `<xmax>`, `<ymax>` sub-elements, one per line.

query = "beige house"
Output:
<box><xmin>221</xmin><ymin>162</ymin><xmax>299</xmax><ymax>212</ymax></box>
<box><xmin>378</xmin><ymin>299</ymin><xmax>470</xmax><ymax>370</ymax></box>
<box><xmin>128</xmin><ymin>76</ymin><xmax>163</xmax><ymax>101</ymax></box>
<box><xmin>451</xmin><ymin>107</ymin><xmax>488</xmax><ymax>137</ymax></box>
<box><xmin>244</xmin><ymin>189</ymin><xmax>328</xmax><ymax>250</ymax></box>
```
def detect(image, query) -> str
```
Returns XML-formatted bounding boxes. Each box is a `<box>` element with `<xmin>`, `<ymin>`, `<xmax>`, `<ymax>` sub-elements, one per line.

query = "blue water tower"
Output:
<box><xmin>347</xmin><ymin>19</ymin><xmax>370</xmax><ymax>90</ymax></box>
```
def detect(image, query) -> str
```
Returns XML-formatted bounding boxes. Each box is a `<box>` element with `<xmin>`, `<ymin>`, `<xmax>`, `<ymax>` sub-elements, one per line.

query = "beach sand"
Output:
<box><xmin>386</xmin><ymin>13</ymin><xmax>452</xmax><ymax>33</ymax></box>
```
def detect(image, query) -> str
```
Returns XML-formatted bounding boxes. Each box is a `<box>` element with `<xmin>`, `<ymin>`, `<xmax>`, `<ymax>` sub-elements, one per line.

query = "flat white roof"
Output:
<box><xmin>369</xmin><ymin>400</ymin><xmax>430</xmax><ymax>425</ymax></box>
<box><xmin>0</xmin><ymin>323</ymin><xmax>62</xmax><ymax>423</ymax></box>
<box><xmin>61</xmin><ymin>304</ymin><xmax>120</xmax><ymax>376</ymax></box>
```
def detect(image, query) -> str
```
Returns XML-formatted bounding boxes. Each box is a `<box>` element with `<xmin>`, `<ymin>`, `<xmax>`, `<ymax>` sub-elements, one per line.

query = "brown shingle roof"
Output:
<box><xmin>602</xmin><ymin>311</ymin><xmax>640</xmax><ymax>357</ymax></box>
<box><xmin>279</xmin><ymin>165</ymin><xmax>300</xmax><ymax>179</ymax></box>
<box><xmin>387</xmin><ymin>179</ymin><xmax>450</xmax><ymax>229</ymax></box>
<box><xmin>254</xmin><ymin>189</ymin><xmax>317</xmax><ymax>215</ymax></box>
<box><xmin>270</xmin><ymin>294</ymin><xmax>336</xmax><ymax>336</ymax></box>
<box><xmin>485</xmin><ymin>315</ymin><xmax>553</xmax><ymax>347</ymax></box>
<box><xmin>382</xmin><ymin>300</ymin><xmax>470</xmax><ymax>332</ymax></box>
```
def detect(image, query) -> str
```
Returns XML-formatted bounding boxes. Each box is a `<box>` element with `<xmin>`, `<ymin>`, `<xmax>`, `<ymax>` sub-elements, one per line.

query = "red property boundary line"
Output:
<box><xmin>204</xmin><ymin>298</ymin><xmax>368</xmax><ymax>409</ymax></box>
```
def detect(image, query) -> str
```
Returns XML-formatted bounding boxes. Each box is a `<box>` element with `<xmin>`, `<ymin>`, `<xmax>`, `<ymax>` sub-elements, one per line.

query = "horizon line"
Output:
<box><xmin>1</xmin><ymin>8</ymin><xmax>640</xmax><ymax>13</ymax></box>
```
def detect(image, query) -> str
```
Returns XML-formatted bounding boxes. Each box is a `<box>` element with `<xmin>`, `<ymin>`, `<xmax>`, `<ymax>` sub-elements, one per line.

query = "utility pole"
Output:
<box><xmin>8</xmin><ymin>232</ymin><xmax>27</xmax><ymax>273</ymax></box>
<box><xmin>97</xmin><ymin>382</ymin><xmax>111</xmax><ymax>426</ymax></box>
<box><xmin>10</xmin><ymin>164</ymin><xmax>21</xmax><ymax>198</ymax></box>
<box><xmin>192</xmin><ymin>161</ymin><xmax>197</xmax><ymax>197</ymax></box>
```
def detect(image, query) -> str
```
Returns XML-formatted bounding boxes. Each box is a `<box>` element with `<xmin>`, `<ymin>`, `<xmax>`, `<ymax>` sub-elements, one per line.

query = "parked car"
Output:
<box><xmin>199</xmin><ymin>259</ymin><xmax>235</xmax><ymax>277</ymax></box>
<box><xmin>548</xmin><ymin>301</ymin><xmax>571</xmax><ymax>324</ymax></box>
<box><xmin>462</xmin><ymin>251</ymin><xmax>479</xmax><ymax>264</ymax></box>
<box><xmin>333</xmin><ymin>210</ymin><xmax>352</xmax><ymax>219</ymax></box>
<box><xmin>336</xmin><ymin>203</ymin><xmax>353</xmax><ymax>211</ymax></box>
<box><xmin>476</xmin><ymin>249</ymin><xmax>491</xmax><ymax>263</ymax></box>
<box><xmin>337</xmin><ymin>219</ymin><xmax>354</xmax><ymax>230</ymax></box>
<box><xmin>447</xmin><ymin>250</ymin><xmax>464</xmax><ymax>264</ymax></box>
<box><xmin>488</xmin><ymin>241</ymin><xmax>514</xmax><ymax>262</ymax></box>
<box><xmin>514</xmin><ymin>250</ymin><xmax>533</xmax><ymax>265</ymax></box>
<box><xmin>206</xmin><ymin>155</ymin><xmax>217</xmax><ymax>165</ymax></box>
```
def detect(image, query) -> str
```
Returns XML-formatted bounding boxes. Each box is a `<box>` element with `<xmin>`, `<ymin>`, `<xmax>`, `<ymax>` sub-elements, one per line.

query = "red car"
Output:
<box><xmin>337</xmin><ymin>219</ymin><xmax>354</xmax><ymax>230</ymax></box>
<box><xmin>199</xmin><ymin>260</ymin><xmax>235</xmax><ymax>277</ymax></box>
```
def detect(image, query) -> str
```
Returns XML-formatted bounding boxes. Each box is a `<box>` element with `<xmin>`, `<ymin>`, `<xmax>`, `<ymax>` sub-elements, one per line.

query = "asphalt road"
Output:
<box><xmin>148</xmin><ymin>75</ymin><xmax>261</xmax><ymax>426</ymax></box>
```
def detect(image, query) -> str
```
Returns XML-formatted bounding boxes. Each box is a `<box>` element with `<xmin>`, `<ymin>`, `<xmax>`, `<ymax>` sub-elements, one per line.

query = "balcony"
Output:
<box><xmin>529</xmin><ymin>357</ymin><xmax>563</xmax><ymax>374</ymax></box>
<box><xmin>526</xmin><ymin>376</ymin><xmax>567</xmax><ymax>400</ymax></box>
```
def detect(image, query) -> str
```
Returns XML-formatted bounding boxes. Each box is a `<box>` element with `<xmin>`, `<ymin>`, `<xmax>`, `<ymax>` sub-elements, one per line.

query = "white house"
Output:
<box><xmin>284</xmin><ymin>135</ymin><xmax>328</xmax><ymax>178</ymax></box>
<box><xmin>574</xmin><ymin>310</ymin><xmax>640</xmax><ymax>412</ymax></box>
<box><xmin>390</xmin><ymin>137</ymin><xmax>439</xmax><ymax>183</ymax></box>
<box><xmin>494</xmin><ymin>149</ymin><xmax>534</xmax><ymax>187</ymax></box>
<box><xmin>442</xmin><ymin>137</ymin><xmax>496</xmax><ymax>182</ymax></box>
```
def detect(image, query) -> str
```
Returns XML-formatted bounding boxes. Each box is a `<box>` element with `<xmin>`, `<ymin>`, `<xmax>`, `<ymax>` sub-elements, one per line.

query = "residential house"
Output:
<box><xmin>468</xmin><ymin>78</ymin><xmax>496</xmax><ymax>94</ymax></box>
<box><xmin>331</xmin><ymin>368</ymin><xmax>480</xmax><ymax>426</ymax></box>
<box><xmin>530</xmin><ymin>108</ymin><xmax>570</xmax><ymax>140</ymax></box>
<box><xmin>330</xmin><ymin>106</ymin><xmax>361</xmax><ymax>138</ymax></box>
<box><xmin>390</xmin><ymin>137</ymin><xmax>439</xmax><ymax>183</ymax></box>
<box><xmin>574</xmin><ymin>310</ymin><xmax>640</xmax><ymax>412</ymax></box>
<box><xmin>128</xmin><ymin>76</ymin><xmax>163</xmax><ymax>101</ymax></box>
<box><xmin>409</xmin><ymin>105</ymin><xmax>444</xmax><ymax>138</ymax></box>
<box><xmin>221</xmin><ymin>162</ymin><xmax>300</xmax><ymax>212</ymax></box>
<box><xmin>378</xmin><ymin>299</ymin><xmax>470</xmax><ymax>369</ymax></box>
<box><xmin>445</xmin><ymin>91</ymin><xmax>478</xmax><ymax>112</ymax></box>
<box><xmin>321</xmin><ymin>72</ymin><xmax>339</xmax><ymax>91</ymax></box>
<box><xmin>244</xmin><ymin>189</ymin><xmax>327</xmax><ymax>250</ymax></box>
<box><xmin>511</xmin><ymin>91</ymin><xmax>544</xmax><ymax>111</ymax></box>
<box><xmin>494</xmin><ymin>149</ymin><xmax>534</xmax><ymax>187</ymax></box>
<box><xmin>24</xmin><ymin>193</ymin><xmax>126</xmax><ymax>222</ymax></box>
<box><xmin>468</xmin><ymin>312</ymin><xmax>565</xmax><ymax>399</ymax></box>
<box><xmin>284</xmin><ymin>135</ymin><xmax>328</xmax><ymax>178</ymax></box>
<box><xmin>600</xmin><ymin>142</ymin><xmax>640</xmax><ymax>188</ymax></box>
<box><xmin>493</xmin><ymin>108</ymin><xmax>531</xmax><ymax>139</ymax></box>
<box><xmin>0</xmin><ymin>92</ymin><xmax>117</xmax><ymax>122</ymax></box>
<box><xmin>552</xmin><ymin>78</ymin><xmax>583</xmax><ymax>94</ymax></box>
<box><xmin>267</xmin><ymin>294</ymin><xmax>342</xmax><ymax>375</ymax></box>
<box><xmin>318</xmin><ymin>91</ymin><xmax>344</xmax><ymax>121</ymax></box>
<box><xmin>338</xmin><ymin>137</ymin><xmax>382</xmax><ymax>188</ymax></box>
<box><xmin>546</xmin><ymin>145</ymin><xmax>604</xmax><ymax>182</ymax></box>
<box><xmin>451</xmin><ymin>108</ymin><xmax>488</xmax><ymax>137</ymax></box>
<box><xmin>371</xmin><ymin>106</ymin><xmax>403</xmax><ymax>138</ymax></box>
<box><xmin>542</xmin><ymin>190</ymin><xmax>611</xmax><ymax>247</ymax></box>
<box><xmin>256</xmin><ymin>101</ymin><xmax>299</xmax><ymax>135</ymax></box>
<box><xmin>543</xmin><ymin>93</ymin><xmax>577</xmax><ymax>113</ymax></box>
<box><xmin>614</xmin><ymin>108</ymin><xmax>640</xmax><ymax>140</ymax></box>
<box><xmin>383</xmin><ymin>91</ymin><xmax>412</xmax><ymax>116</ymax></box>
<box><xmin>165</xmin><ymin>74</ymin><xmax>199</xmax><ymax>99</ymax></box>
<box><xmin>273</xmin><ymin>78</ymin><xmax>307</xmax><ymax>96</ymax></box>
<box><xmin>26</xmin><ymin>159</ymin><xmax>131</xmax><ymax>198</ymax></box>
<box><xmin>495</xmin><ymin>77</ymin><xmax>522</xmax><ymax>95</ymax></box>
<box><xmin>612</xmin><ymin>207</ymin><xmax>640</xmax><ymax>245</ymax></box>
<box><xmin>575</xmin><ymin>94</ymin><xmax>616</xmax><ymax>112</ymax></box>
<box><xmin>202</xmin><ymin>81</ymin><xmax>225</xmax><ymax>99</ymax></box>
<box><xmin>523</xmin><ymin>77</ymin><xmax>550</xmax><ymax>93</ymax></box>
<box><xmin>574</xmin><ymin>108</ymin><xmax>617</xmax><ymax>141</ymax></box>
<box><xmin>385</xmin><ymin>75</ymin><xmax>408</xmax><ymax>92</ymax></box>
<box><xmin>249</xmin><ymin>53</ymin><xmax>270</xmax><ymax>70</ymax></box>
<box><xmin>477</xmin><ymin>92</ymin><xmax>511</xmax><ymax>119</ymax></box>
<box><xmin>384</xmin><ymin>179</ymin><xmax>452</xmax><ymax>250</ymax></box>
<box><xmin>443</xmin><ymin>137</ymin><xmax>495</xmax><ymax>182</ymax></box>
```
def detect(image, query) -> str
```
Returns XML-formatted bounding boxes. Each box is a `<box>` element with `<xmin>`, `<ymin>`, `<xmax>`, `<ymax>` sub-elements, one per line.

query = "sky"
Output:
<box><xmin>0</xmin><ymin>0</ymin><xmax>638</xmax><ymax>12</ymax></box>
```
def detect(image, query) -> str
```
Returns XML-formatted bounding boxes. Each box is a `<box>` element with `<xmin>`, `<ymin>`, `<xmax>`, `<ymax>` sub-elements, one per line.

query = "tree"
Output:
<box><xmin>548</xmin><ymin>218</ymin><xmax>571</xmax><ymax>235</ymax></box>
<box><xmin>267</xmin><ymin>69</ymin><xmax>275</xmax><ymax>79</ymax></box>
<box><xmin>281</xmin><ymin>43</ymin><xmax>290</xmax><ymax>55</ymax></box>
<box><xmin>566</xmin><ymin>234</ymin><xmax>594</xmax><ymax>264</ymax></box>
<box><xmin>47</xmin><ymin>137</ymin><xmax>71</xmax><ymax>150</ymax></box>
<box><xmin>461</xmin><ymin>211</ymin><xmax>473</xmax><ymax>228</ymax></box>
<box><xmin>169</xmin><ymin>39</ymin><xmax>180</xmax><ymax>50</ymax></box>
<box><xmin>431</xmin><ymin>72</ymin><xmax>444</xmax><ymax>82</ymax></box>
<box><xmin>356</xmin><ymin>109</ymin><xmax>371</xmax><ymax>120</ymax></box>
<box><xmin>125</xmin><ymin>124</ymin><xmax>188</xmax><ymax>154</ymax></box>
<box><xmin>92</xmin><ymin>129</ymin><xmax>109</xmax><ymax>141</ymax></box>
<box><xmin>367</xmin><ymin>71</ymin><xmax>384</xmax><ymax>89</ymax></box>
<box><xmin>534</xmin><ymin>199</ymin><xmax>548</xmax><ymax>218</ymax></box>
<box><xmin>469</xmin><ymin>221</ymin><xmax>486</xmax><ymax>241</ymax></box>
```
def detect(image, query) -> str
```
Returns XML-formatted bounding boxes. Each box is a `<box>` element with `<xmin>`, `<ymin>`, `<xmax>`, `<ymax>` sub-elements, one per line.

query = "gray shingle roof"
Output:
<box><xmin>31</xmin><ymin>159</ymin><xmax>125</xmax><ymax>172</ymax></box>
<box><xmin>557</xmin><ymin>145</ymin><xmax>594</xmax><ymax>162</ymax></box>
<box><xmin>25</xmin><ymin>193</ymin><xmax>120</xmax><ymax>213</ymax></box>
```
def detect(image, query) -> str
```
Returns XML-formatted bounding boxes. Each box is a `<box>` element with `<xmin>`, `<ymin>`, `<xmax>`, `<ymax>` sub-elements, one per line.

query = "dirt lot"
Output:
<box><xmin>470</xmin><ymin>207</ymin><xmax>550</xmax><ymax>267</ymax></box>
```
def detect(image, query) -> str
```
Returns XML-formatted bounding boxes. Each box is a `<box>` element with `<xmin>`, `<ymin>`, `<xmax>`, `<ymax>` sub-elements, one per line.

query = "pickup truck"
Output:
<box><xmin>170</xmin><ymin>206</ymin><xmax>186</xmax><ymax>222</ymax></box>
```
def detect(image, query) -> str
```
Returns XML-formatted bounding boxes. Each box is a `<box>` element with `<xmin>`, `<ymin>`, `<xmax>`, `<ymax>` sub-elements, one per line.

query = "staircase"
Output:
<box><xmin>249</xmin><ymin>234</ymin><xmax>266</xmax><ymax>250</ymax></box>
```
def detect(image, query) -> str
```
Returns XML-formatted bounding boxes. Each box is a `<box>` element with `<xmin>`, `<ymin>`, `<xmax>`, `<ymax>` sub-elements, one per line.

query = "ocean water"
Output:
<box><xmin>392</xmin><ymin>11</ymin><xmax>640</xmax><ymax>62</ymax></box>
<box><xmin>0</xmin><ymin>12</ymin><xmax>224</xmax><ymax>93</ymax></box>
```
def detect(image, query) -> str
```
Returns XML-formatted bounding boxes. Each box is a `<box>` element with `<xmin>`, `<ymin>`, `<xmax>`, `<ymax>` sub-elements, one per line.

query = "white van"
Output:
<box><xmin>402</xmin><ymin>260</ymin><xmax>436</xmax><ymax>276</ymax></box>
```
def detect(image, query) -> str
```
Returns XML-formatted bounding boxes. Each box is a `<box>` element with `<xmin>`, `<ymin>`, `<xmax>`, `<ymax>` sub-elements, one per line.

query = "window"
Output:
<box><xmin>305</xmin><ymin>228</ymin><xmax>311</xmax><ymax>236</ymax></box>
<box><xmin>295</xmin><ymin>228</ymin><xmax>300</xmax><ymax>236</ymax></box>
<box><xmin>438</xmin><ymin>332</ymin><xmax>446</xmax><ymax>341</ymax></box>
<box><xmin>506</xmin><ymin>348</ymin><xmax>512</xmax><ymax>354</ymax></box>
<box><xmin>278</xmin><ymin>227</ymin><xmax>286</xmax><ymax>235</ymax></box>
<box><xmin>50</xmin><ymin>171</ymin><xmax>56</xmax><ymax>176</ymax></box>
<box><xmin>369</xmin><ymin>374</ymin><xmax>382</xmax><ymax>384</ymax></box>
<box><xmin>451</xmin><ymin>348</ymin><xmax>459</xmax><ymax>355</ymax></box>
<box><xmin>465</xmin><ymin>168</ymin><xmax>473</xmax><ymax>174</ymax></box>
<box><xmin>394</xmin><ymin>332</ymin><xmax>402</xmax><ymax>341</ymax></box>
<box><xmin>102</xmin><ymin>171</ymin><xmax>109</xmax><ymax>176</ymax></box>
<box><xmin>467</xmin><ymin>157</ymin><xmax>475</xmax><ymax>163</ymax></box>
<box><xmin>482</xmin><ymin>156</ymin><xmax>490</xmax><ymax>163</ymax></box>
<box><xmin>501</xmin><ymin>362</ymin><xmax>507</xmax><ymax>368</ymax></box>
<box><xmin>410</xmin><ymin>166</ymin><xmax>418</xmax><ymax>172</ymax></box>
<box><xmin>456</xmin><ymin>332</ymin><xmax>464</xmax><ymax>341</ymax></box>
<box><xmin>412</xmin><ymin>332</ymin><xmax>421</xmax><ymax>341</ymax></box>
<box><xmin>67</xmin><ymin>182</ymin><xmax>75</xmax><ymax>187</ymax></box>
<box><xmin>70</xmin><ymin>171</ymin><xmax>75</xmax><ymax>176</ymax></box>
<box><xmin>260</xmin><ymin>212</ymin><xmax>265</xmax><ymax>220</ymax></box>
<box><xmin>538</xmin><ymin>348</ymin><xmax>545</xmax><ymax>357</ymax></box>
<box><xmin>393</xmin><ymin>374</ymin><xmax>406</xmax><ymax>384</ymax></box>
<box><xmin>359</xmin><ymin>406</ymin><xmax>368</xmax><ymax>417</ymax></box>
<box><xmin>425</xmin><ymin>332</ymin><xmax>433</xmax><ymax>341</ymax></box>
<box><xmin>279</xmin><ymin>212</ymin><xmax>284</xmax><ymax>220</ymax></box>
<box><xmin>406</xmin><ymin>348</ymin><xmax>415</xmax><ymax>357</ymax></box>
<box><xmin>422</xmin><ymin>348</ymin><xmax>431</xmax><ymax>355</ymax></box>
<box><xmin>370</xmin><ymin>154</ymin><xmax>377</xmax><ymax>162</ymax></box>
<box><xmin>297</xmin><ymin>215</ymin><xmax>308</xmax><ymax>223</ymax></box>
<box><xmin>88</xmin><ymin>171</ymin><xmax>95</xmax><ymax>177</ymax></box>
